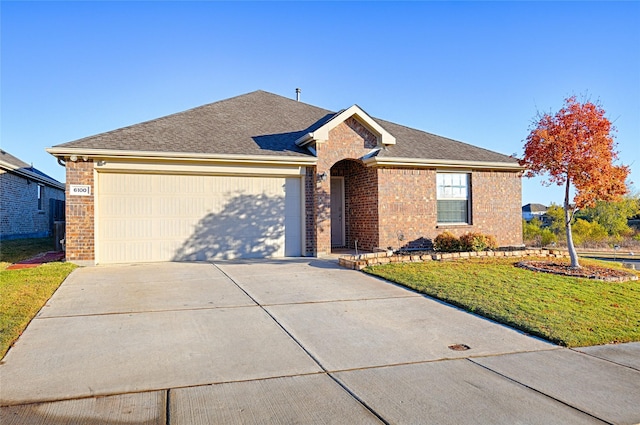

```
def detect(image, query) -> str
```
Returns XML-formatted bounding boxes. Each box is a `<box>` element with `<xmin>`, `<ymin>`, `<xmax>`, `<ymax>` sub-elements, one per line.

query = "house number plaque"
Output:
<box><xmin>69</xmin><ymin>184</ymin><xmax>91</xmax><ymax>196</ymax></box>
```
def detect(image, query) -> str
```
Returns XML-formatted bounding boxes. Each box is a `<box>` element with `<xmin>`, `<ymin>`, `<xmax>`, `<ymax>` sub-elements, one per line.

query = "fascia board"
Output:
<box><xmin>314</xmin><ymin>105</ymin><xmax>396</xmax><ymax>145</ymax></box>
<box><xmin>363</xmin><ymin>156</ymin><xmax>525</xmax><ymax>171</ymax></box>
<box><xmin>95</xmin><ymin>161</ymin><xmax>306</xmax><ymax>177</ymax></box>
<box><xmin>46</xmin><ymin>147</ymin><xmax>317</xmax><ymax>166</ymax></box>
<box><xmin>294</xmin><ymin>133</ymin><xmax>315</xmax><ymax>147</ymax></box>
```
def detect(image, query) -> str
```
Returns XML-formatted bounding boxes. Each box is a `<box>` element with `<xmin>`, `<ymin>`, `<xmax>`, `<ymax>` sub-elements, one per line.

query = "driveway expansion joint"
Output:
<box><xmin>35</xmin><ymin>303</ymin><xmax>260</xmax><ymax>320</ymax></box>
<box><xmin>258</xmin><ymin>294</ymin><xmax>420</xmax><ymax>307</ymax></box>
<box><xmin>570</xmin><ymin>347</ymin><xmax>640</xmax><ymax>372</ymax></box>
<box><xmin>467</xmin><ymin>357</ymin><xmax>614</xmax><ymax>425</ymax></box>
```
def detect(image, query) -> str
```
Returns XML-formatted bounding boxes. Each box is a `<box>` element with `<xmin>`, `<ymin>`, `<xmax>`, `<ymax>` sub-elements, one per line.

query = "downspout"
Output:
<box><xmin>57</xmin><ymin>157</ymin><xmax>66</xmax><ymax>167</ymax></box>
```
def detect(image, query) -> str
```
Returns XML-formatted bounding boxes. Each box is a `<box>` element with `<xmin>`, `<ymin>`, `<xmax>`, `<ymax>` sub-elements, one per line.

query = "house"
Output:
<box><xmin>46</xmin><ymin>90</ymin><xmax>523</xmax><ymax>265</ymax></box>
<box><xmin>522</xmin><ymin>203</ymin><xmax>548</xmax><ymax>222</ymax></box>
<box><xmin>0</xmin><ymin>150</ymin><xmax>65</xmax><ymax>240</ymax></box>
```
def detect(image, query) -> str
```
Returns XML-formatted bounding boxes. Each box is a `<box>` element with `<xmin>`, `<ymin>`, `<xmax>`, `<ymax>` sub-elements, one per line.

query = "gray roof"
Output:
<box><xmin>53</xmin><ymin>90</ymin><xmax>517</xmax><ymax>164</ymax></box>
<box><xmin>1</xmin><ymin>149</ymin><xmax>31</xmax><ymax>168</ymax></box>
<box><xmin>522</xmin><ymin>203</ymin><xmax>548</xmax><ymax>213</ymax></box>
<box><xmin>0</xmin><ymin>149</ymin><xmax>64</xmax><ymax>187</ymax></box>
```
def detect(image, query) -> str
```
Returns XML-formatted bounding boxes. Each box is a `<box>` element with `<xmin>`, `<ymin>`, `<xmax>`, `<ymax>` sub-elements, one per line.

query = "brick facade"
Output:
<box><xmin>377</xmin><ymin>167</ymin><xmax>438</xmax><ymax>251</ymax></box>
<box><xmin>305</xmin><ymin>117</ymin><xmax>523</xmax><ymax>255</ymax></box>
<box><xmin>304</xmin><ymin>166</ymin><xmax>317</xmax><ymax>256</ymax></box>
<box><xmin>312</xmin><ymin>117</ymin><xmax>379</xmax><ymax>255</ymax></box>
<box><xmin>65</xmin><ymin>160</ymin><xmax>95</xmax><ymax>262</ymax></box>
<box><xmin>469</xmin><ymin>170</ymin><xmax>523</xmax><ymax>245</ymax></box>
<box><xmin>0</xmin><ymin>170</ymin><xmax>65</xmax><ymax>240</ymax></box>
<box><xmin>331</xmin><ymin>160</ymin><xmax>379</xmax><ymax>251</ymax></box>
<box><xmin>59</xmin><ymin>117</ymin><xmax>522</xmax><ymax>261</ymax></box>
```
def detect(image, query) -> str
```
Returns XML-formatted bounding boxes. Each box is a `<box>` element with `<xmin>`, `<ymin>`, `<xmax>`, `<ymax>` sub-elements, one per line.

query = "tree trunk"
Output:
<box><xmin>564</xmin><ymin>180</ymin><xmax>580</xmax><ymax>268</ymax></box>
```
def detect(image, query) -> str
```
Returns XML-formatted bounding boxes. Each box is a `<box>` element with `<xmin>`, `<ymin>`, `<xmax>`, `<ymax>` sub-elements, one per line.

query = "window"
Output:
<box><xmin>437</xmin><ymin>173</ymin><xmax>470</xmax><ymax>224</ymax></box>
<box><xmin>37</xmin><ymin>184</ymin><xmax>44</xmax><ymax>211</ymax></box>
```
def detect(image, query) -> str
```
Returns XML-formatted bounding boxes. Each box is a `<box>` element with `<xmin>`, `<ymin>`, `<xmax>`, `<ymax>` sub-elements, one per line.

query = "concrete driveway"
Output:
<box><xmin>1</xmin><ymin>259</ymin><xmax>638</xmax><ymax>424</ymax></box>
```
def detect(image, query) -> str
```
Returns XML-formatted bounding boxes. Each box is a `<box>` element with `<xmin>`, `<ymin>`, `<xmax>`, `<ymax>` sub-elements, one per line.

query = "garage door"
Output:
<box><xmin>96</xmin><ymin>173</ymin><xmax>302</xmax><ymax>263</ymax></box>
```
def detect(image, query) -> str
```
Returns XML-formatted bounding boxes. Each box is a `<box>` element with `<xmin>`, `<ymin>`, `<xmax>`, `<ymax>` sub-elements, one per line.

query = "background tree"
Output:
<box><xmin>522</xmin><ymin>218</ymin><xmax>557</xmax><ymax>247</ymax></box>
<box><xmin>576</xmin><ymin>197</ymin><xmax>640</xmax><ymax>240</ymax></box>
<box><xmin>520</xmin><ymin>96</ymin><xmax>629</xmax><ymax>268</ymax></box>
<box><xmin>545</xmin><ymin>204</ymin><xmax>566</xmax><ymax>236</ymax></box>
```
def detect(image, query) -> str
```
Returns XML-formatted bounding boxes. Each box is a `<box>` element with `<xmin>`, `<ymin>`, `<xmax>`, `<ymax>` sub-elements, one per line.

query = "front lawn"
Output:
<box><xmin>365</xmin><ymin>257</ymin><xmax>640</xmax><ymax>347</ymax></box>
<box><xmin>0</xmin><ymin>238</ymin><xmax>77</xmax><ymax>358</ymax></box>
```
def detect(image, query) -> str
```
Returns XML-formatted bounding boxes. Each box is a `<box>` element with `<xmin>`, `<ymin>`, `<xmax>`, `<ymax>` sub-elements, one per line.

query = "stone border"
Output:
<box><xmin>516</xmin><ymin>261</ymin><xmax>638</xmax><ymax>282</ymax></box>
<box><xmin>338</xmin><ymin>249</ymin><xmax>569</xmax><ymax>270</ymax></box>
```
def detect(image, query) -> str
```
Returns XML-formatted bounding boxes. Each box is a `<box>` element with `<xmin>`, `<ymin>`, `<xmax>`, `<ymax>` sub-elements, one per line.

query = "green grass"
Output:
<box><xmin>0</xmin><ymin>237</ymin><xmax>56</xmax><ymax>264</ymax></box>
<box><xmin>365</xmin><ymin>257</ymin><xmax>640</xmax><ymax>347</ymax></box>
<box><xmin>0</xmin><ymin>238</ymin><xmax>77</xmax><ymax>359</ymax></box>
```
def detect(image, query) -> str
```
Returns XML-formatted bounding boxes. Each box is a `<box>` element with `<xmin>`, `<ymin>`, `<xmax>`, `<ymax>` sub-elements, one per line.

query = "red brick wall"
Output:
<box><xmin>313</xmin><ymin>117</ymin><xmax>379</xmax><ymax>254</ymax></box>
<box><xmin>331</xmin><ymin>160</ymin><xmax>379</xmax><ymax>251</ymax></box>
<box><xmin>308</xmin><ymin>116</ymin><xmax>522</xmax><ymax>254</ymax></box>
<box><xmin>65</xmin><ymin>161</ymin><xmax>95</xmax><ymax>262</ymax></box>
<box><xmin>377</xmin><ymin>168</ymin><xmax>437</xmax><ymax>250</ymax></box>
<box><xmin>304</xmin><ymin>166</ymin><xmax>317</xmax><ymax>256</ymax></box>
<box><xmin>469</xmin><ymin>170</ymin><xmax>523</xmax><ymax>246</ymax></box>
<box><xmin>376</xmin><ymin>168</ymin><xmax>523</xmax><ymax>249</ymax></box>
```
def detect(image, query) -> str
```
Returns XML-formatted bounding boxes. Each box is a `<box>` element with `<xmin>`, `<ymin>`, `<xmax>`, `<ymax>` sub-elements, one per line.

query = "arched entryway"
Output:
<box><xmin>330</xmin><ymin>159</ymin><xmax>379</xmax><ymax>252</ymax></box>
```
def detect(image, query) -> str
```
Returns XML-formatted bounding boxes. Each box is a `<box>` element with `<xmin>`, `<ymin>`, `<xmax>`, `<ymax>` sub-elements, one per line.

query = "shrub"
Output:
<box><xmin>571</xmin><ymin>219</ymin><xmax>608</xmax><ymax>247</ymax></box>
<box><xmin>460</xmin><ymin>232</ymin><xmax>498</xmax><ymax>252</ymax></box>
<box><xmin>523</xmin><ymin>218</ymin><xmax>543</xmax><ymax>242</ymax></box>
<box><xmin>433</xmin><ymin>231</ymin><xmax>461</xmax><ymax>252</ymax></box>
<box><xmin>540</xmin><ymin>228</ymin><xmax>557</xmax><ymax>247</ymax></box>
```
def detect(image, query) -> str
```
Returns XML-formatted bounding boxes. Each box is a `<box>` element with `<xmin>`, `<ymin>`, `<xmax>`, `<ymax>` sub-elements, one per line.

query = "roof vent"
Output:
<box><xmin>296</xmin><ymin>88</ymin><xmax>301</xmax><ymax>102</ymax></box>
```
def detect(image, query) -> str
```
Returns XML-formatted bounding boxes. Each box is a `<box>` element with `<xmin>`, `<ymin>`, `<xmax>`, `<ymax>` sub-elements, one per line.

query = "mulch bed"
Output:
<box><xmin>516</xmin><ymin>260</ymin><xmax>638</xmax><ymax>282</ymax></box>
<box><xmin>6</xmin><ymin>251</ymin><xmax>65</xmax><ymax>270</ymax></box>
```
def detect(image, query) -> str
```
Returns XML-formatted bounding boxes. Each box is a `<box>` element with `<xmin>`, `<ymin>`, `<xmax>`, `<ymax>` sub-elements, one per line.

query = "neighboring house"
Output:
<box><xmin>522</xmin><ymin>203</ymin><xmax>548</xmax><ymax>222</ymax></box>
<box><xmin>46</xmin><ymin>90</ymin><xmax>524</xmax><ymax>265</ymax></box>
<box><xmin>0</xmin><ymin>150</ymin><xmax>65</xmax><ymax>240</ymax></box>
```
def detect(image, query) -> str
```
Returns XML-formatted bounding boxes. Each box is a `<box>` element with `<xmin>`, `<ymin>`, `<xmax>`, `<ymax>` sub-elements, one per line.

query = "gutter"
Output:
<box><xmin>362</xmin><ymin>156</ymin><xmax>524</xmax><ymax>171</ymax></box>
<box><xmin>294</xmin><ymin>133</ymin><xmax>316</xmax><ymax>147</ymax></box>
<box><xmin>46</xmin><ymin>147</ymin><xmax>318</xmax><ymax>166</ymax></box>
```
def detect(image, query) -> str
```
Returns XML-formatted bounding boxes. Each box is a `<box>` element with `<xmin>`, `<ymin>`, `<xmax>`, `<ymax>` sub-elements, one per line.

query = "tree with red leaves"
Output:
<box><xmin>520</xmin><ymin>96</ymin><xmax>629</xmax><ymax>268</ymax></box>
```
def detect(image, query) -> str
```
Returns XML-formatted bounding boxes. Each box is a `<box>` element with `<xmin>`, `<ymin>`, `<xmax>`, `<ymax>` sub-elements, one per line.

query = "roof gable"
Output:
<box><xmin>295</xmin><ymin>104</ymin><xmax>395</xmax><ymax>148</ymax></box>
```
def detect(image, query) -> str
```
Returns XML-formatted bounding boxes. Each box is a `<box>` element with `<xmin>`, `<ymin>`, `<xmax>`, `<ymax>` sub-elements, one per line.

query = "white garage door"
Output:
<box><xmin>96</xmin><ymin>173</ymin><xmax>302</xmax><ymax>264</ymax></box>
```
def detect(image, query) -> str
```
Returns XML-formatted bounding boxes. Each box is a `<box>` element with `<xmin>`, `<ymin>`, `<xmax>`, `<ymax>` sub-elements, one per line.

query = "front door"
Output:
<box><xmin>330</xmin><ymin>177</ymin><xmax>345</xmax><ymax>247</ymax></box>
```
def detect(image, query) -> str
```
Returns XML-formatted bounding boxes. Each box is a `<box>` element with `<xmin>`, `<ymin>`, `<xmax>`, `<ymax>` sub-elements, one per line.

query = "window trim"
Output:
<box><xmin>436</xmin><ymin>172</ymin><xmax>471</xmax><ymax>225</ymax></box>
<box><xmin>37</xmin><ymin>184</ymin><xmax>45</xmax><ymax>211</ymax></box>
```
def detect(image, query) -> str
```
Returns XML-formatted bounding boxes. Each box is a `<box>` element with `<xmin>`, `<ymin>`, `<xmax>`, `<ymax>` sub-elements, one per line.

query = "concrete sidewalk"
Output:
<box><xmin>1</xmin><ymin>260</ymin><xmax>638</xmax><ymax>424</ymax></box>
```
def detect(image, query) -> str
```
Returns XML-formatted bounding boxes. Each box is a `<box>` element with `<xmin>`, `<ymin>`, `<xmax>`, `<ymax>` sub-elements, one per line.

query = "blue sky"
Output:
<box><xmin>2</xmin><ymin>1</ymin><xmax>638</xmax><ymax>206</ymax></box>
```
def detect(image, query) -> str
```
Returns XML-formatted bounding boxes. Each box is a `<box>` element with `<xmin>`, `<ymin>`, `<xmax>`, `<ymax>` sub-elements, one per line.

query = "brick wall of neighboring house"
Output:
<box><xmin>313</xmin><ymin>117</ymin><xmax>379</xmax><ymax>255</ymax></box>
<box><xmin>65</xmin><ymin>160</ymin><xmax>95</xmax><ymax>262</ymax></box>
<box><xmin>0</xmin><ymin>170</ymin><xmax>65</xmax><ymax>240</ymax></box>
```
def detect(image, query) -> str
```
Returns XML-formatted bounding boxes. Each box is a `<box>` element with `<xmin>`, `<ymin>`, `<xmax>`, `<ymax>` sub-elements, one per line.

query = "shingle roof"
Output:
<box><xmin>522</xmin><ymin>203</ymin><xmax>548</xmax><ymax>213</ymax></box>
<box><xmin>0</xmin><ymin>149</ymin><xmax>31</xmax><ymax>169</ymax></box>
<box><xmin>0</xmin><ymin>149</ymin><xmax>64</xmax><ymax>187</ymax></box>
<box><xmin>52</xmin><ymin>90</ymin><xmax>517</xmax><ymax>164</ymax></box>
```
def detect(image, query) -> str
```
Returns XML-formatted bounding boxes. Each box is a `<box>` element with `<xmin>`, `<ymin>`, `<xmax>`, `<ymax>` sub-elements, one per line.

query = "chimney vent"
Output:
<box><xmin>295</xmin><ymin>88</ymin><xmax>301</xmax><ymax>102</ymax></box>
